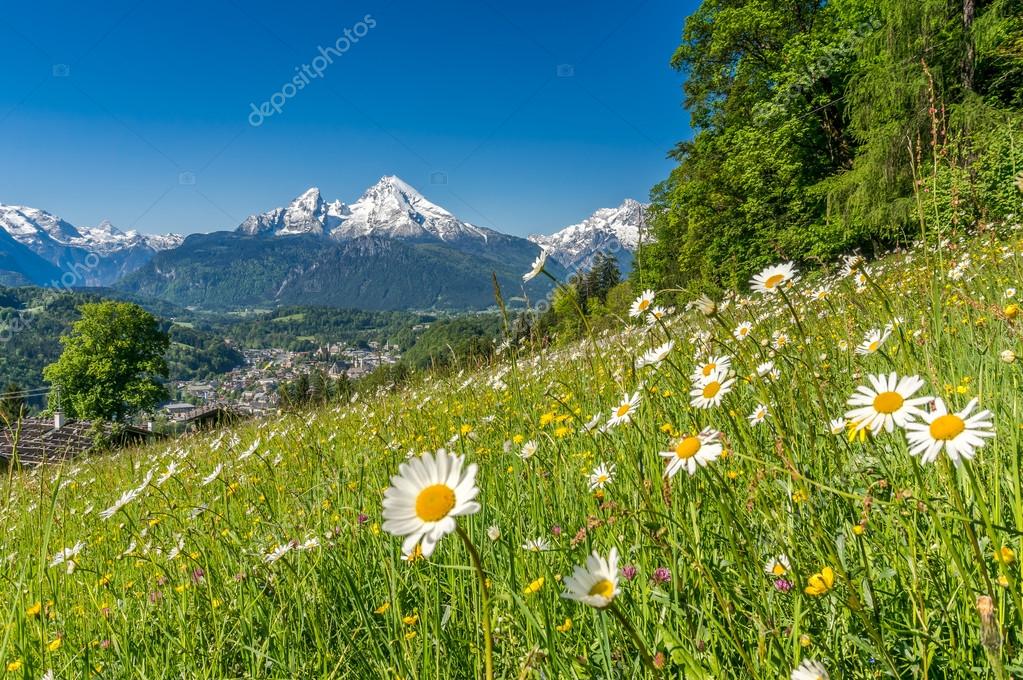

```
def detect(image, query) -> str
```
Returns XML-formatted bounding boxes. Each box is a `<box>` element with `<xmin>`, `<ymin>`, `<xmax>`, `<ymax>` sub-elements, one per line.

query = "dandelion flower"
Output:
<box><xmin>689</xmin><ymin>369</ymin><xmax>734</xmax><ymax>409</ymax></box>
<box><xmin>750</xmin><ymin>262</ymin><xmax>797</xmax><ymax>295</ymax></box>
<box><xmin>804</xmin><ymin>567</ymin><xmax>835</xmax><ymax>596</ymax></box>
<box><xmin>381</xmin><ymin>449</ymin><xmax>481</xmax><ymax>558</ymax></box>
<box><xmin>845</xmin><ymin>373</ymin><xmax>930</xmax><ymax>434</ymax></box>
<box><xmin>904</xmin><ymin>398</ymin><xmax>995</xmax><ymax>466</ymax></box>
<box><xmin>629</xmin><ymin>290</ymin><xmax>656</xmax><ymax>318</ymax></box>
<box><xmin>659</xmin><ymin>428</ymin><xmax>722</xmax><ymax>477</ymax></box>
<box><xmin>607</xmin><ymin>392</ymin><xmax>641</xmax><ymax>428</ymax></box>
<box><xmin>523</xmin><ymin>250</ymin><xmax>548</xmax><ymax>282</ymax></box>
<box><xmin>561</xmin><ymin>547</ymin><xmax>620</xmax><ymax>608</ymax></box>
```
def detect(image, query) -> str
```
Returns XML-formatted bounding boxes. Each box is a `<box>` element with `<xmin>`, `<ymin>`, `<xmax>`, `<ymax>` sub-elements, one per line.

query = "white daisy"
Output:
<box><xmin>522</xmin><ymin>537</ymin><xmax>551</xmax><ymax>552</ymax></box>
<box><xmin>588</xmin><ymin>462</ymin><xmax>615</xmax><ymax>491</ymax></box>
<box><xmin>636</xmin><ymin>341</ymin><xmax>674</xmax><ymax>369</ymax></box>
<box><xmin>689</xmin><ymin>369</ymin><xmax>734</xmax><ymax>409</ymax></box>
<box><xmin>845</xmin><ymin>373</ymin><xmax>930</xmax><ymax>434</ymax></box>
<box><xmin>629</xmin><ymin>290</ymin><xmax>656</xmax><ymax>318</ymax></box>
<box><xmin>764</xmin><ymin>554</ymin><xmax>791</xmax><ymax>577</ymax></box>
<box><xmin>606</xmin><ymin>392</ymin><xmax>641</xmax><ymax>428</ymax></box>
<box><xmin>646</xmin><ymin>305</ymin><xmax>668</xmax><ymax>324</ymax></box>
<box><xmin>381</xmin><ymin>449</ymin><xmax>481</xmax><ymax>557</ymax></box>
<box><xmin>523</xmin><ymin>250</ymin><xmax>548</xmax><ymax>282</ymax></box>
<box><xmin>828</xmin><ymin>417</ymin><xmax>846</xmax><ymax>435</ymax></box>
<box><xmin>519</xmin><ymin>440</ymin><xmax>538</xmax><ymax>460</ymax></box>
<box><xmin>201</xmin><ymin>464</ymin><xmax>223</xmax><ymax>486</ymax></box>
<box><xmin>561</xmin><ymin>547</ymin><xmax>620</xmax><ymax>609</ymax></box>
<box><xmin>750</xmin><ymin>262</ymin><xmax>797</xmax><ymax>295</ymax></box>
<box><xmin>855</xmin><ymin>327</ymin><xmax>891</xmax><ymax>356</ymax></box>
<box><xmin>659</xmin><ymin>427</ymin><xmax>722</xmax><ymax>477</ymax></box>
<box><xmin>791</xmin><ymin>659</ymin><xmax>829</xmax><ymax>680</ymax></box>
<box><xmin>904</xmin><ymin>398</ymin><xmax>995</xmax><ymax>466</ymax></box>
<box><xmin>692</xmin><ymin>354</ymin><xmax>731</xmax><ymax>381</ymax></box>
<box><xmin>748</xmin><ymin>404</ymin><xmax>769</xmax><ymax>426</ymax></box>
<box><xmin>733</xmin><ymin>321</ymin><xmax>754</xmax><ymax>341</ymax></box>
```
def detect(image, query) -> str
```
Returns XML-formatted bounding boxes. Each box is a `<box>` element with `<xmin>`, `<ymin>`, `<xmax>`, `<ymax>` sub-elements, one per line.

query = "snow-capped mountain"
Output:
<box><xmin>528</xmin><ymin>199</ymin><xmax>650</xmax><ymax>272</ymax></box>
<box><xmin>238</xmin><ymin>187</ymin><xmax>349</xmax><ymax>237</ymax></box>
<box><xmin>0</xmin><ymin>204</ymin><xmax>183</xmax><ymax>286</ymax></box>
<box><xmin>238</xmin><ymin>176</ymin><xmax>497</xmax><ymax>246</ymax></box>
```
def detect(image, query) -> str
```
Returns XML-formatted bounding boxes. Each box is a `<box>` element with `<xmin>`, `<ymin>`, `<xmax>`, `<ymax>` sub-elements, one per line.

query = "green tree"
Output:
<box><xmin>43</xmin><ymin>301</ymin><xmax>170</xmax><ymax>422</ymax></box>
<box><xmin>639</xmin><ymin>0</ymin><xmax>1023</xmax><ymax>293</ymax></box>
<box><xmin>0</xmin><ymin>382</ymin><xmax>26</xmax><ymax>423</ymax></box>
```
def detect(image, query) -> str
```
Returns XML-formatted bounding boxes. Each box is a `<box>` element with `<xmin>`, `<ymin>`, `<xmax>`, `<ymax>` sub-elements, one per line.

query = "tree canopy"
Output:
<box><xmin>639</xmin><ymin>0</ymin><xmax>1023</xmax><ymax>292</ymax></box>
<box><xmin>43</xmin><ymin>301</ymin><xmax>170</xmax><ymax>422</ymax></box>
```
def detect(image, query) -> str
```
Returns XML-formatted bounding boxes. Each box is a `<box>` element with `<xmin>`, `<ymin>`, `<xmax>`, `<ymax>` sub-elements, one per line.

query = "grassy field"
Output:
<box><xmin>3</xmin><ymin>232</ymin><xmax>1023</xmax><ymax>678</ymax></box>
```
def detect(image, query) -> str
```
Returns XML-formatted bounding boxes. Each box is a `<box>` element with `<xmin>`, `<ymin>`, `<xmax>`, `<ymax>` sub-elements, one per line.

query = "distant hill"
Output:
<box><xmin>0</xmin><ymin>287</ymin><xmax>242</xmax><ymax>402</ymax></box>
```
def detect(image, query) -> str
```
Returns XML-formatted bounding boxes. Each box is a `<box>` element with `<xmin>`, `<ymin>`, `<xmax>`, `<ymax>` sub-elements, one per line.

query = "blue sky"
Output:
<box><xmin>0</xmin><ymin>0</ymin><xmax>697</xmax><ymax>237</ymax></box>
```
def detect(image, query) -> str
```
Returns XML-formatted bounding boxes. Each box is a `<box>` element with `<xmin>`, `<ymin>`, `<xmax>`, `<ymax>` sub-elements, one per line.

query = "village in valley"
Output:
<box><xmin>165</xmin><ymin>341</ymin><xmax>402</xmax><ymax>419</ymax></box>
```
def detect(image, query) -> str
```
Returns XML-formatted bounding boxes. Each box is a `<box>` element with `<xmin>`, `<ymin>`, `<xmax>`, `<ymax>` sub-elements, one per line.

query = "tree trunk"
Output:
<box><xmin>962</xmin><ymin>0</ymin><xmax>976</xmax><ymax>92</ymax></box>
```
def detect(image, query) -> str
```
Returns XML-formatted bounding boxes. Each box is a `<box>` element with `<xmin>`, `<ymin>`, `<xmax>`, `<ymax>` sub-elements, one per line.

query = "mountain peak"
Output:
<box><xmin>528</xmin><ymin>200</ymin><xmax>651</xmax><ymax>271</ymax></box>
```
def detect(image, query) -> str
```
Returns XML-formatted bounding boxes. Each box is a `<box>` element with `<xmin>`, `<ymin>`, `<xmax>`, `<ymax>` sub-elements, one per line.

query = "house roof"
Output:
<box><xmin>0</xmin><ymin>419</ymin><xmax>163</xmax><ymax>466</ymax></box>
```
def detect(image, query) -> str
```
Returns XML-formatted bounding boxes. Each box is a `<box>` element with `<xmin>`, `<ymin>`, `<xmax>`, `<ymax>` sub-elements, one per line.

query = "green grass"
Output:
<box><xmin>2</xmin><ymin>234</ymin><xmax>1023</xmax><ymax>678</ymax></box>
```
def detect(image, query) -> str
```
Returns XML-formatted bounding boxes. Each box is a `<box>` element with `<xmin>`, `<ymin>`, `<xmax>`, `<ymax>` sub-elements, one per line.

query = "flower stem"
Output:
<box><xmin>457</xmin><ymin>525</ymin><xmax>494</xmax><ymax>680</ymax></box>
<box><xmin>608</xmin><ymin>601</ymin><xmax>659</xmax><ymax>675</ymax></box>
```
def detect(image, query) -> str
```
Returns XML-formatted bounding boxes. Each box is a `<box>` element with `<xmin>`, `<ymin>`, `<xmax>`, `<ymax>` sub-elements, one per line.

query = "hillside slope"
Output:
<box><xmin>2</xmin><ymin>234</ymin><xmax>1022</xmax><ymax>678</ymax></box>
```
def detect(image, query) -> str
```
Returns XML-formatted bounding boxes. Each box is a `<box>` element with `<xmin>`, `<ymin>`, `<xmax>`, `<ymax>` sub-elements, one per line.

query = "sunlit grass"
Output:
<box><xmin>2</xmin><ymin>234</ymin><xmax>1023</xmax><ymax>678</ymax></box>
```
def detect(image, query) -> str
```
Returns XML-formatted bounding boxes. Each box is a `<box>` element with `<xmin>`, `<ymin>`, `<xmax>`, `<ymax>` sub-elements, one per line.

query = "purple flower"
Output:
<box><xmin>191</xmin><ymin>568</ymin><xmax>205</xmax><ymax>584</ymax></box>
<box><xmin>651</xmin><ymin>567</ymin><xmax>671</xmax><ymax>585</ymax></box>
<box><xmin>551</xmin><ymin>525</ymin><xmax>562</xmax><ymax>537</ymax></box>
<box><xmin>774</xmin><ymin>578</ymin><xmax>793</xmax><ymax>593</ymax></box>
<box><xmin>621</xmin><ymin>564</ymin><xmax>638</xmax><ymax>581</ymax></box>
<box><xmin>357</xmin><ymin>513</ymin><xmax>369</xmax><ymax>525</ymax></box>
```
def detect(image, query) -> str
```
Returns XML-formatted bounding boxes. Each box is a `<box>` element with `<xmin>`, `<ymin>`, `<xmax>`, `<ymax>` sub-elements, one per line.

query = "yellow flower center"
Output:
<box><xmin>764</xmin><ymin>273</ymin><xmax>784</xmax><ymax>288</ymax></box>
<box><xmin>930</xmin><ymin>414</ymin><xmax>965</xmax><ymax>441</ymax></box>
<box><xmin>588</xmin><ymin>579</ymin><xmax>615</xmax><ymax>599</ymax></box>
<box><xmin>702</xmin><ymin>382</ymin><xmax>721</xmax><ymax>399</ymax></box>
<box><xmin>415</xmin><ymin>484</ymin><xmax>456</xmax><ymax>522</ymax></box>
<box><xmin>772</xmin><ymin>563</ymin><xmax>786</xmax><ymax>576</ymax></box>
<box><xmin>615</xmin><ymin>403</ymin><xmax>631</xmax><ymax>418</ymax></box>
<box><xmin>872</xmin><ymin>391</ymin><xmax>904</xmax><ymax>414</ymax></box>
<box><xmin>638</xmin><ymin>299</ymin><xmax>651</xmax><ymax>311</ymax></box>
<box><xmin>701</xmin><ymin>363</ymin><xmax>716</xmax><ymax>377</ymax></box>
<box><xmin>675</xmin><ymin>437</ymin><xmax>701</xmax><ymax>459</ymax></box>
<box><xmin>868</xmin><ymin>341</ymin><xmax>879</xmax><ymax>352</ymax></box>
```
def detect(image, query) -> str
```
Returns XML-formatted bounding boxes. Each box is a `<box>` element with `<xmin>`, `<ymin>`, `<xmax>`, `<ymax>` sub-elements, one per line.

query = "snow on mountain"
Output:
<box><xmin>238</xmin><ymin>176</ymin><xmax>494</xmax><ymax>245</ymax></box>
<box><xmin>0</xmin><ymin>203</ymin><xmax>183</xmax><ymax>286</ymax></box>
<box><xmin>239</xmin><ymin>188</ymin><xmax>350</xmax><ymax>237</ymax></box>
<box><xmin>334</xmin><ymin>176</ymin><xmax>492</xmax><ymax>243</ymax></box>
<box><xmin>528</xmin><ymin>199</ymin><xmax>650</xmax><ymax>271</ymax></box>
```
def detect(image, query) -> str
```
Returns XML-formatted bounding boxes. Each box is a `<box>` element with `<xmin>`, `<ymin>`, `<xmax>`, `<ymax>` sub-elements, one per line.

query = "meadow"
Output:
<box><xmin>3</xmin><ymin>231</ymin><xmax>1023</xmax><ymax>678</ymax></box>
